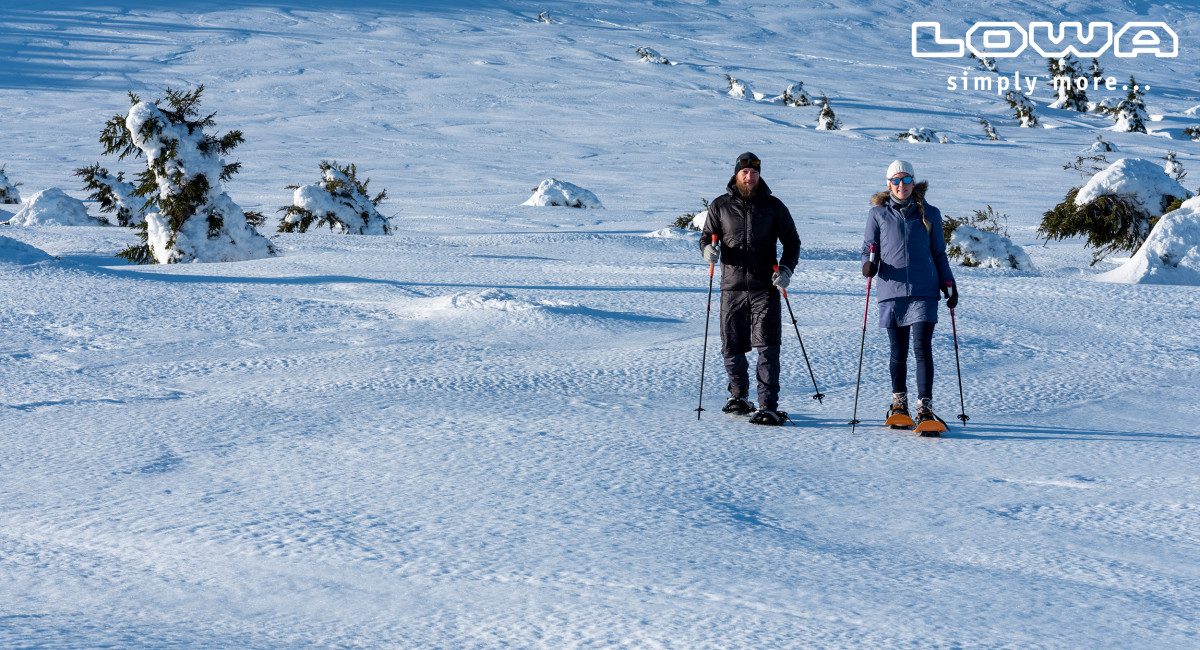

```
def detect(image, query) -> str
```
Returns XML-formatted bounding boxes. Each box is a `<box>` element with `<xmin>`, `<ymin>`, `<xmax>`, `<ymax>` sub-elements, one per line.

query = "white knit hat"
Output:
<box><xmin>886</xmin><ymin>159</ymin><xmax>914</xmax><ymax>179</ymax></box>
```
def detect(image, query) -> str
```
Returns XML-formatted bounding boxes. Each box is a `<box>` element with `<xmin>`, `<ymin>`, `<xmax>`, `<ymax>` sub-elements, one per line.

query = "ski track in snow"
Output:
<box><xmin>3</xmin><ymin>0</ymin><xmax>1200</xmax><ymax>647</ymax></box>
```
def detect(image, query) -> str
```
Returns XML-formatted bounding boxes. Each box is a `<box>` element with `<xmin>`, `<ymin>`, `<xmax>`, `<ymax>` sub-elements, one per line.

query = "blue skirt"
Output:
<box><xmin>879</xmin><ymin>297</ymin><xmax>938</xmax><ymax>328</ymax></box>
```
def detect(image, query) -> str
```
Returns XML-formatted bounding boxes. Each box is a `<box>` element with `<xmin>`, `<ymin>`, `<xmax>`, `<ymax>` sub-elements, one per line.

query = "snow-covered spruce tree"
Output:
<box><xmin>671</xmin><ymin>198</ymin><xmax>709</xmax><ymax>232</ymax></box>
<box><xmin>969</xmin><ymin>52</ymin><xmax>998</xmax><ymax>73</ymax></box>
<box><xmin>1004</xmin><ymin>90</ymin><xmax>1040</xmax><ymax>127</ymax></box>
<box><xmin>0</xmin><ymin>167</ymin><xmax>21</xmax><ymax>204</ymax></box>
<box><xmin>1039</xmin><ymin>158</ymin><xmax>1188</xmax><ymax>265</ymax></box>
<box><xmin>1185</xmin><ymin>126</ymin><xmax>1200</xmax><ymax>142</ymax></box>
<box><xmin>636</xmin><ymin>47</ymin><xmax>670</xmax><ymax>65</ymax></box>
<box><xmin>75</xmin><ymin>164</ymin><xmax>146</xmax><ymax>226</ymax></box>
<box><xmin>97</xmin><ymin>86</ymin><xmax>275</xmax><ymax>264</ymax></box>
<box><xmin>979</xmin><ymin>118</ymin><xmax>1000</xmax><ymax>141</ymax></box>
<box><xmin>1047</xmin><ymin>55</ymin><xmax>1088</xmax><ymax>111</ymax></box>
<box><xmin>278</xmin><ymin>161</ymin><xmax>390</xmax><ymax>235</ymax></box>
<box><xmin>1163</xmin><ymin>151</ymin><xmax>1187</xmax><ymax>184</ymax></box>
<box><xmin>724</xmin><ymin>74</ymin><xmax>751</xmax><ymax>99</ymax></box>
<box><xmin>895</xmin><ymin>127</ymin><xmax>936</xmax><ymax>143</ymax></box>
<box><xmin>816</xmin><ymin>94</ymin><xmax>841</xmax><ymax>130</ymax></box>
<box><xmin>1106</xmin><ymin>76</ymin><xmax>1148</xmax><ymax>133</ymax></box>
<box><xmin>536</xmin><ymin>11</ymin><xmax>553</xmax><ymax>23</ymax></box>
<box><xmin>781</xmin><ymin>81</ymin><xmax>811</xmax><ymax>106</ymax></box>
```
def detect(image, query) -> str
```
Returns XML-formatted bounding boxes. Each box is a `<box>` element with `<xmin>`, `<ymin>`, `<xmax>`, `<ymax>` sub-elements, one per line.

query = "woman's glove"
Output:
<box><xmin>942</xmin><ymin>282</ymin><xmax>959</xmax><ymax>310</ymax></box>
<box><xmin>862</xmin><ymin>260</ymin><xmax>878</xmax><ymax>278</ymax></box>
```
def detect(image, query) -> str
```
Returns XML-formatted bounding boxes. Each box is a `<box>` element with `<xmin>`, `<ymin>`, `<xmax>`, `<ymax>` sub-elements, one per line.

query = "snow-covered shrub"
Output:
<box><xmin>278</xmin><ymin>161</ymin><xmax>390</xmax><ymax>235</ymax></box>
<box><xmin>1089</xmin><ymin>135</ymin><xmax>1115</xmax><ymax>153</ymax></box>
<box><xmin>943</xmin><ymin>204</ymin><xmax>1007</xmax><ymax>248</ymax></box>
<box><xmin>670</xmin><ymin>198</ymin><xmax>708</xmax><ymax>232</ymax></box>
<box><xmin>1104</xmin><ymin>76</ymin><xmax>1148</xmax><ymax>133</ymax></box>
<box><xmin>895</xmin><ymin>127</ymin><xmax>936</xmax><ymax>143</ymax></box>
<box><xmin>781</xmin><ymin>82</ymin><xmax>811</xmax><ymax>107</ymax></box>
<box><xmin>1047</xmin><ymin>55</ymin><xmax>1088</xmax><ymax>112</ymax></box>
<box><xmin>1039</xmin><ymin>158</ymin><xmax>1189</xmax><ymax>264</ymax></box>
<box><xmin>724</xmin><ymin>74</ymin><xmax>751</xmax><ymax>100</ymax></box>
<box><xmin>95</xmin><ymin>86</ymin><xmax>275</xmax><ymax>264</ymax></box>
<box><xmin>1184</xmin><ymin>126</ymin><xmax>1200</xmax><ymax>142</ymax></box>
<box><xmin>949</xmin><ymin>225</ymin><xmax>1035</xmax><ymax>270</ymax></box>
<box><xmin>0</xmin><ymin>167</ymin><xmax>21</xmax><ymax>204</ymax></box>
<box><xmin>1163</xmin><ymin>151</ymin><xmax>1187</xmax><ymax>184</ymax></box>
<box><xmin>75</xmin><ymin>164</ymin><xmax>146</xmax><ymax>226</ymax></box>
<box><xmin>636</xmin><ymin>47</ymin><xmax>670</xmax><ymax>65</ymax></box>
<box><xmin>979</xmin><ymin>118</ymin><xmax>1000</xmax><ymax>141</ymax></box>
<box><xmin>7</xmin><ymin>188</ymin><xmax>100</xmax><ymax>226</ymax></box>
<box><xmin>1098</xmin><ymin>195</ymin><xmax>1200</xmax><ymax>285</ymax></box>
<box><xmin>535</xmin><ymin>11</ymin><xmax>553</xmax><ymax>23</ymax></box>
<box><xmin>969</xmin><ymin>52</ymin><xmax>998</xmax><ymax>73</ymax></box>
<box><xmin>1004</xmin><ymin>91</ymin><xmax>1040</xmax><ymax>127</ymax></box>
<box><xmin>0</xmin><ymin>235</ymin><xmax>56</xmax><ymax>265</ymax></box>
<box><xmin>816</xmin><ymin>94</ymin><xmax>841</xmax><ymax>130</ymax></box>
<box><xmin>523</xmin><ymin>178</ymin><xmax>603</xmax><ymax>209</ymax></box>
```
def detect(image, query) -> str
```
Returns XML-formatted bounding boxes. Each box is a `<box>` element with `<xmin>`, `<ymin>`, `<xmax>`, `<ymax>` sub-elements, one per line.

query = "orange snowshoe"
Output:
<box><xmin>885</xmin><ymin>404</ymin><xmax>914</xmax><ymax>429</ymax></box>
<box><xmin>914</xmin><ymin>409</ymin><xmax>949</xmax><ymax>437</ymax></box>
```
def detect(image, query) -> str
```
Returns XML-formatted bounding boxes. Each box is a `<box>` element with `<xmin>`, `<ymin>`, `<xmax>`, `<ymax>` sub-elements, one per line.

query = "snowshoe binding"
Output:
<box><xmin>722</xmin><ymin>397</ymin><xmax>755</xmax><ymax>416</ymax></box>
<box><xmin>748</xmin><ymin>408</ymin><xmax>788</xmax><ymax>426</ymax></box>
<box><xmin>913</xmin><ymin>405</ymin><xmax>949</xmax><ymax>437</ymax></box>
<box><xmin>884</xmin><ymin>393</ymin><xmax>914</xmax><ymax>429</ymax></box>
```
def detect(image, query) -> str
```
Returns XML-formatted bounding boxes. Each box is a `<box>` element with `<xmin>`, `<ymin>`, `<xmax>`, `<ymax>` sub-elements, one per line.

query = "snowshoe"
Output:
<box><xmin>913</xmin><ymin>409</ymin><xmax>949</xmax><ymax>437</ymax></box>
<box><xmin>884</xmin><ymin>404</ymin><xmax>914</xmax><ymax>429</ymax></box>
<box><xmin>722</xmin><ymin>397</ymin><xmax>755</xmax><ymax>416</ymax></box>
<box><xmin>748</xmin><ymin>408</ymin><xmax>788</xmax><ymax>426</ymax></box>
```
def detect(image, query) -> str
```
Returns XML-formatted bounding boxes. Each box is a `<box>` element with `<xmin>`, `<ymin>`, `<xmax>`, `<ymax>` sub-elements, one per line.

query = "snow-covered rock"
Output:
<box><xmin>1098</xmin><ymin>196</ymin><xmax>1200</xmax><ymax>285</ymax></box>
<box><xmin>1075</xmin><ymin>158</ymin><xmax>1187</xmax><ymax>217</ymax></box>
<box><xmin>0</xmin><ymin>235</ymin><xmax>56</xmax><ymax>265</ymax></box>
<box><xmin>522</xmin><ymin>178</ymin><xmax>603</xmax><ymax>209</ymax></box>
<box><xmin>7</xmin><ymin>188</ymin><xmax>99</xmax><ymax>226</ymax></box>
<box><xmin>949</xmin><ymin>225</ymin><xmax>1036</xmax><ymax>271</ymax></box>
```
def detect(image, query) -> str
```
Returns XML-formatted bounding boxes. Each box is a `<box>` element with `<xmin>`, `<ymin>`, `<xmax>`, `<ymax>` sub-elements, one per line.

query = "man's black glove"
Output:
<box><xmin>862</xmin><ymin>260</ymin><xmax>878</xmax><ymax>278</ymax></box>
<box><xmin>942</xmin><ymin>283</ymin><xmax>959</xmax><ymax>310</ymax></box>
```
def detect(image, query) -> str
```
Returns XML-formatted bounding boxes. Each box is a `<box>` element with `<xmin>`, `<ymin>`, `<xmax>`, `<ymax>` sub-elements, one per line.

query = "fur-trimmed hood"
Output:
<box><xmin>871</xmin><ymin>180</ymin><xmax>928</xmax><ymax>207</ymax></box>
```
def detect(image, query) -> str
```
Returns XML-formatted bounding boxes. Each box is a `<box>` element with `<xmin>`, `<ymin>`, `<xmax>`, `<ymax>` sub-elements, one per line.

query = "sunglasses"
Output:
<box><xmin>888</xmin><ymin>176</ymin><xmax>914</xmax><ymax>186</ymax></box>
<box><xmin>737</xmin><ymin>156</ymin><xmax>761</xmax><ymax>169</ymax></box>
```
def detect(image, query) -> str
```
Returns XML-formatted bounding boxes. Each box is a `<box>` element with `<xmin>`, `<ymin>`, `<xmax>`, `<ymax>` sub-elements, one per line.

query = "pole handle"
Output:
<box><xmin>772</xmin><ymin>265</ymin><xmax>788</xmax><ymax>299</ymax></box>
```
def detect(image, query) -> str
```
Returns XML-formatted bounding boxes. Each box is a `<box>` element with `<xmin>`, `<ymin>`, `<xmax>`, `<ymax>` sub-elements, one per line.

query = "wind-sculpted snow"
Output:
<box><xmin>2</xmin><ymin>0</ymin><xmax>1200</xmax><ymax>647</ymax></box>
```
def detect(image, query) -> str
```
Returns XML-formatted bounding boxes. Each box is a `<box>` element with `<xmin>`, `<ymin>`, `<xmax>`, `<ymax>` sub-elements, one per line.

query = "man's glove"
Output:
<box><xmin>771</xmin><ymin>266</ymin><xmax>792</xmax><ymax>290</ymax></box>
<box><xmin>702</xmin><ymin>245</ymin><xmax>720</xmax><ymax>264</ymax></box>
<box><xmin>862</xmin><ymin>260</ymin><xmax>878</xmax><ymax>278</ymax></box>
<box><xmin>942</xmin><ymin>282</ymin><xmax>959</xmax><ymax>310</ymax></box>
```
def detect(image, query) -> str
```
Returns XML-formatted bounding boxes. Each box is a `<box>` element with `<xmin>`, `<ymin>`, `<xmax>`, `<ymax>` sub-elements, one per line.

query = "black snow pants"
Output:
<box><xmin>720</xmin><ymin>288</ymin><xmax>782</xmax><ymax>410</ymax></box>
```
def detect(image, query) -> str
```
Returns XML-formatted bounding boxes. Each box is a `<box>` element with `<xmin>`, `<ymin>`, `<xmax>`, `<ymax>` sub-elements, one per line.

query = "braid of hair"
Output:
<box><xmin>918</xmin><ymin>201</ymin><xmax>930</xmax><ymax>233</ymax></box>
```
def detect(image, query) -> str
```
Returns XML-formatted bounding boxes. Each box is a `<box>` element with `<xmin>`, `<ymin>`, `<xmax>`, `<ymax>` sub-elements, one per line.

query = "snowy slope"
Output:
<box><xmin>2</xmin><ymin>1</ymin><xmax>1200</xmax><ymax>647</ymax></box>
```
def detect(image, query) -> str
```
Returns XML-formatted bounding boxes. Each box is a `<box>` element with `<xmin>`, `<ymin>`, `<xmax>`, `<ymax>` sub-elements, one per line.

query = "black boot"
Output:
<box><xmin>722</xmin><ymin>396</ymin><xmax>754</xmax><ymax>415</ymax></box>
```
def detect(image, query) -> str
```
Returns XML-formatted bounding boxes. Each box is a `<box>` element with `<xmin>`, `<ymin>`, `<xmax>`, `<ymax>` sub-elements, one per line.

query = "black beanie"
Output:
<box><xmin>734</xmin><ymin>151</ymin><xmax>761</xmax><ymax>174</ymax></box>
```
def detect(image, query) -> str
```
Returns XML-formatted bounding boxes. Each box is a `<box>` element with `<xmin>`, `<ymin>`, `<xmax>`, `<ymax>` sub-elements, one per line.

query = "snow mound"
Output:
<box><xmin>522</xmin><ymin>178</ymin><xmax>604</xmax><ymax>209</ymax></box>
<box><xmin>1097</xmin><ymin>196</ymin><xmax>1200</xmax><ymax>285</ymax></box>
<box><xmin>1075</xmin><ymin>158</ymin><xmax>1188</xmax><ymax>217</ymax></box>
<box><xmin>949</xmin><ymin>225</ymin><xmax>1036</xmax><ymax>271</ymax></box>
<box><xmin>7</xmin><ymin>188</ymin><xmax>99</xmax><ymax>226</ymax></box>
<box><xmin>646</xmin><ymin>227</ymin><xmax>695</xmax><ymax>239</ymax></box>
<box><xmin>0</xmin><ymin>235</ymin><xmax>56</xmax><ymax>265</ymax></box>
<box><xmin>444</xmin><ymin>288</ymin><xmax>547</xmax><ymax>312</ymax></box>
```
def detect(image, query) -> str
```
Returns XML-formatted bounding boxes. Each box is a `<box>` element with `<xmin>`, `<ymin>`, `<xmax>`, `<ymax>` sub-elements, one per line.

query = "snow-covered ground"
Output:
<box><xmin>2</xmin><ymin>1</ymin><xmax>1199</xmax><ymax>646</ymax></box>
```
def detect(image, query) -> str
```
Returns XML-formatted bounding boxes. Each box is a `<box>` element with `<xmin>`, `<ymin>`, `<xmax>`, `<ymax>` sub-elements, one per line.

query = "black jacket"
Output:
<box><xmin>700</xmin><ymin>177</ymin><xmax>801</xmax><ymax>291</ymax></box>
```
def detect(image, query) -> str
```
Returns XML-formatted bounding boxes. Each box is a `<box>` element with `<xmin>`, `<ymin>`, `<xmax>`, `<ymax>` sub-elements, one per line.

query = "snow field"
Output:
<box><xmin>2</xmin><ymin>0</ymin><xmax>1200</xmax><ymax>646</ymax></box>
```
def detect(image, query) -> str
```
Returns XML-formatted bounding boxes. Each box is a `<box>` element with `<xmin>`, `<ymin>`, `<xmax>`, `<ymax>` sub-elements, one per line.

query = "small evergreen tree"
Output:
<box><xmin>0</xmin><ymin>166</ymin><xmax>21</xmax><ymax>204</ymax></box>
<box><xmin>816</xmin><ymin>94</ymin><xmax>841</xmax><ymax>130</ymax></box>
<box><xmin>95</xmin><ymin>86</ymin><xmax>275</xmax><ymax>264</ymax></box>
<box><xmin>74</xmin><ymin>164</ymin><xmax>146</xmax><ymax>226</ymax></box>
<box><xmin>724</xmin><ymin>74</ymin><xmax>750</xmax><ymax>99</ymax></box>
<box><xmin>278</xmin><ymin>161</ymin><xmax>391</xmax><ymax>235</ymax></box>
<box><xmin>781</xmin><ymin>81</ymin><xmax>811</xmax><ymax>106</ymax></box>
<box><xmin>670</xmin><ymin>198</ymin><xmax>709</xmax><ymax>232</ymax></box>
<box><xmin>635</xmin><ymin>47</ymin><xmax>670</xmax><ymax>64</ymax></box>
<box><xmin>1004</xmin><ymin>90</ymin><xmax>1040</xmax><ymax>127</ymax></box>
<box><xmin>969</xmin><ymin>51</ymin><xmax>998</xmax><ymax>73</ymax></box>
<box><xmin>1047</xmin><ymin>55</ymin><xmax>1088</xmax><ymax>111</ymax></box>
<box><xmin>536</xmin><ymin>11</ymin><xmax>553</xmax><ymax>23</ymax></box>
<box><xmin>895</xmin><ymin>127</ymin><xmax>936</xmax><ymax>143</ymax></box>
<box><xmin>1184</xmin><ymin>126</ymin><xmax>1200</xmax><ymax>142</ymax></box>
<box><xmin>1039</xmin><ymin>188</ymin><xmax>1166</xmax><ymax>265</ymax></box>
<box><xmin>1163</xmin><ymin>151</ymin><xmax>1187</xmax><ymax>184</ymax></box>
<box><xmin>1106</xmin><ymin>76</ymin><xmax>1148</xmax><ymax>133</ymax></box>
<box><xmin>979</xmin><ymin>118</ymin><xmax>1000</xmax><ymax>141</ymax></box>
<box><xmin>1088</xmin><ymin>58</ymin><xmax>1104</xmax><ymax>79</ymax></box>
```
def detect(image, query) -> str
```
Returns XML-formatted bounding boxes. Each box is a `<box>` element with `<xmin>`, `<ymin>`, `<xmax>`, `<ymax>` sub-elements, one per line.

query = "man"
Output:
<box><xmin>700</xmin><ymin>152</ymin><xmax>801</xmax><ymax>425</ymax></box>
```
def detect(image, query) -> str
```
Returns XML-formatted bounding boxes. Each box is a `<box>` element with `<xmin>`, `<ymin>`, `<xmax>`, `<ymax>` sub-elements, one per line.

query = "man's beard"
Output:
<box><xmin>737</xmin><ymin>180</ymin><xmax>758</xmax><ymax>199</ymax></box>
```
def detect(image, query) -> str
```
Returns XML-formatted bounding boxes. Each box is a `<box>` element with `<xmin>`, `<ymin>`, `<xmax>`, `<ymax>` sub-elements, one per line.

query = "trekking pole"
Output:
<box><xmin>948</xmin><ymin>290</ymin><xmax>970</xmax><ymax>425</ymax></box>
<box><xmin>774</xmin><ymin>265</ymin><xmax>824</xmax><ymax>404</ymax></box>
<box><xmin>849</xmin><ymin>245</ymin><xmax>876</xmax><ymax>432</ymax></box>
<box><xmin>696</xmin><ymin>234</ymin><xmax>718</xmax><ymax>419</ymax></box>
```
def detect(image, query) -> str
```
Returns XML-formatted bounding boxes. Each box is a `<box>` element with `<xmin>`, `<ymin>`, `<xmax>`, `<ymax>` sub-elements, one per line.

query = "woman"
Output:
<box><xmin>862</xmin><ymin>160</ymin><xmax>958</xmax><ymax>436</ymax></box>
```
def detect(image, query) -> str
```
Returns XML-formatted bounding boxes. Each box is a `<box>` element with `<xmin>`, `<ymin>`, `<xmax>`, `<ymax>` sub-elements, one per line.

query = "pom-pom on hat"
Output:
<box><xmin>886</xmin><ymin>159</ymin><xmax>914</xmax><ymax>180</ymax></box>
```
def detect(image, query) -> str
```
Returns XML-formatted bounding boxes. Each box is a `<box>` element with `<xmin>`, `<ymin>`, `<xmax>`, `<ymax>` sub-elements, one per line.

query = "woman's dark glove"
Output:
<box><xmin>862</xmin><ymin>261</ymin><xmax>878</xmax><ymax>278</ymax></box>
<box><xmin>942</xmin><ymin>283</ymin><xmax>959</xmax><ymax>309</ymax></box>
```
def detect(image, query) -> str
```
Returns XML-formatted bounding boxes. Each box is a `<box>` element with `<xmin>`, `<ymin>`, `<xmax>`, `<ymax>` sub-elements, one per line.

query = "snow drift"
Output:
<box><xmin>6</xmin><ymin>188</ymin><xmax>98</xmax><ymax>226</ymax></box>
<box><xmin>522</xmin><ymin>179</ymin><xmax>604</xmax><ymax>209</ymax></box>
<box><xmin>0</xmin><ymin>235</ymin><xmax>55</xmax><ymax>265</ymax></box>
<box><xmin>1098</xmin><ymin>196</ymin><xmax>1200</xmax><ymax>285</ymax></box>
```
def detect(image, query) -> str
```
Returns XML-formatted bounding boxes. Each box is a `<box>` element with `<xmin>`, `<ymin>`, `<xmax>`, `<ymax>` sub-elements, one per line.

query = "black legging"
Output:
<box><xmin>887</xmin><ymin>322</ymin><xmax>934</xmax><ymax>400</ymax></box>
